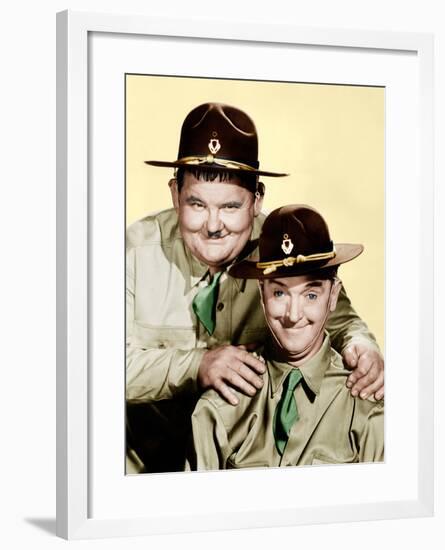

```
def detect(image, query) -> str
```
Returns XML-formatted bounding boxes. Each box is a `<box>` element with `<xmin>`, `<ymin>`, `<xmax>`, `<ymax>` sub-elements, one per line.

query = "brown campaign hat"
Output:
<box><xmin>230</xmin><ymin>204</ymin><xmax>363</xmax><ymax>279</ymax></box>
<box><xmin>145</xmin><ymin>102</ymin><xmax>288</xmax><ymax>177</ymax></box>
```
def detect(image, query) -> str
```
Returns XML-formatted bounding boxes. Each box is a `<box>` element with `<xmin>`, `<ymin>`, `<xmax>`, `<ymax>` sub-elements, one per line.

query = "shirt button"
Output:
<box><xmin>158</xmin><ymin>342</ymin><xmax>166</xmax><ymax>349</ymax></box>
<box><xmin>217</xmin><ymin>302</ymin><xmax>224</xmax><ymax>311</ymax></box>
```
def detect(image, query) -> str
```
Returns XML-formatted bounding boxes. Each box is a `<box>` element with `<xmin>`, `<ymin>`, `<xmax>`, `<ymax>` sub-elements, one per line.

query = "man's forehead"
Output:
<box><xmin>183</xmin><ymin>170</ymin><xmax>244</xmax><ymax>186</ymax></box>
<box><xmin>179</xmin><ymin>177</ymin><xmax>252</xmax><ymax>200</ymax></box>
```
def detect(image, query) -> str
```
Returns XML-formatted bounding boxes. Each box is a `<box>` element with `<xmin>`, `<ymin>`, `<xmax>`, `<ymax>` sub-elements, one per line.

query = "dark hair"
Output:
<box><xmin>259</xmin><ymin>266</ymin><xmax>339</xmax><ymax>285</ymax></box>
<box><xmin>175</xmin><ymin>167</ymin><xmax>264</xmax><ymax>196</ymax></box>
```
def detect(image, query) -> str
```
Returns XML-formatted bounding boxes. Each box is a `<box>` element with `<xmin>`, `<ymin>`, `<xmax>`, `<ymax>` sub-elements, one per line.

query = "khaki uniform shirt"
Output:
<box><xmin>191</xmin><ymin>336</ymin><xmax>384</xmax><ymax>470</ymax></box>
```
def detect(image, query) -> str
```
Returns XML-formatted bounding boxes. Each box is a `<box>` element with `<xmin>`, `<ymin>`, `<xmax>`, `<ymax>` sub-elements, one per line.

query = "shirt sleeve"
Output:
<box><xmin>191</xmin><ymin>396</ymin><xmax>232</xmax><ymax>471</ymax></box>
<box><xmin>352</xmin><ymin>399</ymin><xmax>385</xmax><ymax>463</ymax></box>
<box><xmin>126</xmin><ymin>247</ymin><xmax>206</xmax><ymax>402</ymax></box>
<box><xmin>326</xmin><ymin>285</ymin><xmax>381</xmax><ymax>354</ymax></box>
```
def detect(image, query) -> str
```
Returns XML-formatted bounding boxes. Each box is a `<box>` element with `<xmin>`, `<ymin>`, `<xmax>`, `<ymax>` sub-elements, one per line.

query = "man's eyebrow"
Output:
<box><xmin>269</xmin><ymin>279</ymin><xmax>325</xmax><ymax>289</ymax></box>
<box><xmin>269</xmin><ymin>279</ymin><xmax>287</xmax><ymax>287</ymax></box>
<box><xmin>221</xmin><ymin>200</ymin><xmax>243</xmax><ymax>208</ymax></box>
<box><xmin>304</xmin><ymin>280</ymin><xmax>324</xmax><ymax>288</ymax></box>
<box><xmin>185</xmin><ymin>195</ymin><xmax>206</xmax><ymax>205</ymax></box>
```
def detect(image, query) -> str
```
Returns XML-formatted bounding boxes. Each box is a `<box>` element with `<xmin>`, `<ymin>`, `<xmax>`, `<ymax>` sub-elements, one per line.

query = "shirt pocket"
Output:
<box><xmin>131</xmin><ymin>321</ymin><xmax>196</xmax><ymax>350</ymax></box>
<box><xmin>225</xmin><ymin>415</ymin><xmax>271</xmax><ymax>469</ymax></box>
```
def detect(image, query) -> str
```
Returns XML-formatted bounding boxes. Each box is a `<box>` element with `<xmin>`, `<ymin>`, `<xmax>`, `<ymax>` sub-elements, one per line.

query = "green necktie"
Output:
<box><xmin>192</xmin><ymin>271</ymin><xmax>223</xmax><ymax>335</ymax></box>
<box><xmin>273</xmin><ymin>368</ymin><xmax>303</xmax><ymax>455</ymax></box>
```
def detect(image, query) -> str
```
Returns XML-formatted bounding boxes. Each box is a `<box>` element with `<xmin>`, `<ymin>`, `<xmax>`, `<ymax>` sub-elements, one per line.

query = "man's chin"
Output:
<box><xmin>204</xmin><ymin>256</ymin><xmax>233</xmax><ymax>269</ymax></box>
<box><xmin>199</xmin><ymin>249</ymin><xmax>239</xmax><ymax>268</ymax></box>
<box><xmin>276</xmin><ymin>336</ymin><xmax>312</xmax><ymax>358</ymax></box>
<box><xmin>284</xmin><ymin>345</ymin><xmax>310</xmax><ymax>357</ymax></box>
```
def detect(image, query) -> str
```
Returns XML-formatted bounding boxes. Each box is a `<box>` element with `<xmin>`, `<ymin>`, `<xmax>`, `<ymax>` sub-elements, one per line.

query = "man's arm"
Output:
<box><xmin>352</xmin><ymin>399</ymin><xmax>385</xmax><ymax>463</ymax></box>
<box><xmin>126</xmin><ymin>250</ymin><xmax>206</xmax><ymax>402</ymax></box>
<box><xmin>127</xmin><ymin>340</ymin><xmax>265</xmax><ymax>404</ymax></box>
<box><xmin>126</xmin><ymin>344</ymin><xmax>205</xmax><ymax>402</ymax></box>
<box><xmin>327</xmin><ymin>285</ymin><xmax>384</xmax><ymax>400</ymax></box>
<box><xmin>327</xmin><ymin>285</ymin><xmax>379</xmax><ymax>354</ymax></box>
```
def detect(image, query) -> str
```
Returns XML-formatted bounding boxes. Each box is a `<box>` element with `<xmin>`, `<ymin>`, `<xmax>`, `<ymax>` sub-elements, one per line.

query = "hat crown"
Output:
<box><xmin>229</xmin><ymin>204</ymin><xmax>363</xmax><ymax>280</ymax></box>
<box><xmin>259</xmin><ymin>205</ymin><xmax>334</xmax><ymax>263</ymax></box>
<box><xmin>177</xmin><ymin>102</ymin><xmax>259</xmax><ymax>168</ymax></box>
<box><xmin>145</xmin><ymin>102</ymin><xmax>287</xmax><ymax>177</ymax></box>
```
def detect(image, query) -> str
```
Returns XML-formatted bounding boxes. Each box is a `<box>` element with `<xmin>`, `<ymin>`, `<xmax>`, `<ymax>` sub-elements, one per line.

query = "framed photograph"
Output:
<box><xmin>56</xmin><ymin>10</ymin><xmax>434</xmax><ymax>539</ymax></box>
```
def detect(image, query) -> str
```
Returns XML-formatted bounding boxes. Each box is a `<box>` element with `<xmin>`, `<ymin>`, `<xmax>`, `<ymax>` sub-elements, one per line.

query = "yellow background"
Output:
<box><xmin>126</xmin><ymin>75</ymin><xmax>384</xmax><ymax>349</ymax></box>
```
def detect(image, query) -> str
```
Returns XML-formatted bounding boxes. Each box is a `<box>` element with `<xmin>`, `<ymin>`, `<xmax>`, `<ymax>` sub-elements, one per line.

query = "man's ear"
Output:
<box><xmin>253</xmin><ymin>188</ymin><xmax>264</xmax><ymax>217</ymax></box>
<box><xmin>329</xmin><ymin>278</ymin><xmax>342</xmax><ymax>312</ymax></box>
<box><xmin>169</xmin><ymin>178</ymin><xmax>180</xmax><ymax>211</ymax></box>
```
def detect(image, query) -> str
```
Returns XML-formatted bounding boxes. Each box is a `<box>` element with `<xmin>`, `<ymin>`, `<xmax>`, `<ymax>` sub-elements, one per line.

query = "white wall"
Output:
<box><xmin>1</xmin><ymin>1</ymin><xmax>442</xmax><ymax>548</ymax></box>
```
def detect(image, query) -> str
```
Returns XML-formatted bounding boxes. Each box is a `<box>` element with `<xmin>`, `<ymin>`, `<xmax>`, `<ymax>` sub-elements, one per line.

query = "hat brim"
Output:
<box><xmin>229</xmin><ymin>243</ymin><xmax>364</xmax><ymax>279</ymax></box>
<box><xmin>144</xmin><ymin>160</ymin><xmax>288</xmax><ymax>178</ymax></box>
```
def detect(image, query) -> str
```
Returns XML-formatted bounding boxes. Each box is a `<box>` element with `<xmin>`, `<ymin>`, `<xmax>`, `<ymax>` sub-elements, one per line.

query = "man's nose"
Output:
<box><xmin>206</xmin><ymin>208</ymin><xmax>223</xmax><ymax>234</ymax></box>
<box><xmin>288</xmin><ymin>296</ymin><xmax>303</xmax><ymax>324</ymax></box>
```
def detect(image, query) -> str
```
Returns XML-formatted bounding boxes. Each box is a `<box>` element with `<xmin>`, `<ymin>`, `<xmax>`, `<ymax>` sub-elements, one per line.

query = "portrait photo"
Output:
<box><xmin>125</xmin><ymin>74</ymin><xmax>384</xmax><ymax>475</ymax></box>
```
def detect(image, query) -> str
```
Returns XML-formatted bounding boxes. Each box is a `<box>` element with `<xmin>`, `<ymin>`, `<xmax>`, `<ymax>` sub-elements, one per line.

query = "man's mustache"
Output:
<box><xmin>206</xmin><ymin>230</ymin><xmax>226</xmax><ymax>239</ymax></box>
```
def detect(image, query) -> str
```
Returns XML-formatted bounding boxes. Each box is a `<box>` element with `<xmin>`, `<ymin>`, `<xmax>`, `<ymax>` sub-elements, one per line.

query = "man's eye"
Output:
<box><xmin>191</xmin><ymin>202</ymin><xmax>205</xmax><ymax>209</ymax></box>
<box><xmin>273</xmin><ymin>290</ymin><xmax>284</xmax><ymax>298</ymax></box>
<box><xmin>307</xmin><ymin>292</ymin><xmax>318</xmax><ymax>301</ymax></box>
<box><xmin>223</xmin><ymin>204</ymin><xmax>240</xmax><ymax>211</ymax></box>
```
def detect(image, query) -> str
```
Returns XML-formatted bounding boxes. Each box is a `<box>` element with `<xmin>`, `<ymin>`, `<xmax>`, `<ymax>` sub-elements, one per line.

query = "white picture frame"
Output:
<box><xmin>56</xmin><ymin>10</ymin><xmax>434</xmax><ymax>540</ymax></box>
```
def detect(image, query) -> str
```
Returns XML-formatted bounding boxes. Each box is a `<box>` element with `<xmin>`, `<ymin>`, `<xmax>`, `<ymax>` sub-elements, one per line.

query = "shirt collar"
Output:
<box><xmin>266</xmin><ymin>334</ymin><xmax>332</xmax><ymax>398</ymax></box>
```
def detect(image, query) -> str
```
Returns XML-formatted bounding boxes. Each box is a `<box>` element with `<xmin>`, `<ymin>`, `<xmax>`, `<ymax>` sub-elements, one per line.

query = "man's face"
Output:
<box><xmin>171</xmin><ymin>172</ymin><xmax>263</xmax><ymax>270</ymax></box>
<box><xmin>261</xmin><ymin>274</ymin><xmax>341</xmax><ymax>361</ymax></box>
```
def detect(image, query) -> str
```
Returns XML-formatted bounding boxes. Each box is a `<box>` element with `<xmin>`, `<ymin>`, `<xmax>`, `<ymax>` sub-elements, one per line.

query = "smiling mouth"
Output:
<box><xmin>283</xmin><ymin>324</ymin><xmax>310</xmax><ymax>330</ymax></box>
